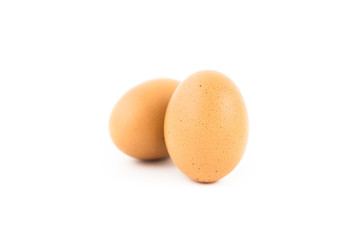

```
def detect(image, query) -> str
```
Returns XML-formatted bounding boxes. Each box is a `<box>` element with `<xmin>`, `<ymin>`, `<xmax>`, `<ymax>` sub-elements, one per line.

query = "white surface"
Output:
<box><xmin>1</xmin><ymin>0</ymin><xmax>360</xmax><ymax>239</ymax></box>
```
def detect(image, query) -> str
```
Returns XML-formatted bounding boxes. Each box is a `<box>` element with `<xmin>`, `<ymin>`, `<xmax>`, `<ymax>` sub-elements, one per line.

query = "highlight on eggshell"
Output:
<box><xmin>109</xmin><ymin>78</ymin><xmax>179</xmax><ymax>160</ymax></box>
<box><xmin>164</xmin><ymin>70</ymin><xmax>248</xmax><ymax>183</ymax></box>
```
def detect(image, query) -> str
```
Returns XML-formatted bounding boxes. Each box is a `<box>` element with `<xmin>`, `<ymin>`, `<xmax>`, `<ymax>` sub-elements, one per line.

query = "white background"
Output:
<box><xmin>1</xmin><ymin>0</ymin><xmax>359</xmax><ymax>239</ymax></box>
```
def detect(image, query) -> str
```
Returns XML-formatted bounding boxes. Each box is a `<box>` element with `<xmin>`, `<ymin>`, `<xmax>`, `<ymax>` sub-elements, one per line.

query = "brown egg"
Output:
<box><xmin>164</xmin><ymin>70</ymin><xmax>248</xmax><ymax>182</ymax></box>
<box><xmin>109</xmin><ymin>79</ymin><xmax>179</xmax><ymax>160</ymax></box>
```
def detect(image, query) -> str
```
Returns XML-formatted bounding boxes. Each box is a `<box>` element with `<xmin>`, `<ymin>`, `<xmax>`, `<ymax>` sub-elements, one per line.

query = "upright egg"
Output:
<box><xmin>110</xmin><ymin>79</ymin><xmax>179</xmax><ymax>160</ymax></box>
<box><xmin>164</xmin><ymin>71</ymin><xmax>248</xmax><ymax>182</ymax></box>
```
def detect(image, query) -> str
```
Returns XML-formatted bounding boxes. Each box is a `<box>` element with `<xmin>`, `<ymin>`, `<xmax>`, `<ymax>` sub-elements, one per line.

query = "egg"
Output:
<box><xmin>109</xmin><ymin>79</ymin><xmax>179</xmax><ymax>160</ymax></box>
<box><xmin>164</xmin><ymin>70</ymin><xmax>248</xmax><ymax>182</ymax></box>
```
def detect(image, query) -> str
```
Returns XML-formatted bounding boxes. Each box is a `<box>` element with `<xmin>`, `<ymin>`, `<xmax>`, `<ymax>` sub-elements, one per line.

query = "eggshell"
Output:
<box><xmin>164</xmin><ymin>71</ymin><xmax>248</xmax><ymax>182</ymax></box>
<box><xmin>109</xmin><ymin>79</ymin><xmax>179</xmax><ymax>160</ymax></box>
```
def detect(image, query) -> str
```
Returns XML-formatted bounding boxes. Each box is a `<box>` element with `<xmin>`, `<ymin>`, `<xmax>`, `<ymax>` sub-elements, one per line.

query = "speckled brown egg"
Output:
<box><xmin>109</xmin><ymin>79</ymin><xmax>179</xmax><ymax>160</ymax></box>
<box><xmin>164</xmin><ymin>70</ymin><xmax>248</xmax><ymax>182</ymax></box>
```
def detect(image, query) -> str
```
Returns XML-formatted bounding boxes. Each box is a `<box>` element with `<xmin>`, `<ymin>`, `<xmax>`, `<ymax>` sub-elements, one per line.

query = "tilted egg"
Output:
<box><xmin>110</xmin><ymin>79</ymin><xmax>179</xmax><ymax>160</ymax></box>
<box><xmin>164</xmin><ymin>71</ymin><xmax>248</xmax><ymax>182</ymax></box>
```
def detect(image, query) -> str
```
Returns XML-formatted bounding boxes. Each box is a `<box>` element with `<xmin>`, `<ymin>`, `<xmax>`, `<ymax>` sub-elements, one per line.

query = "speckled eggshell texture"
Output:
<box><xmin>109</xmin><ymin>79</ymin><xmax>179</xmax><ymax>160</ymax></box>
<box><xmin>164</xmin><ymin>71</ymin><xmax>248</xmax><ymax>182</ymax></box>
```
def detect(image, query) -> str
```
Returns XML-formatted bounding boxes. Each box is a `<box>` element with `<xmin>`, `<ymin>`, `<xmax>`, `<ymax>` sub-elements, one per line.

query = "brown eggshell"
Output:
<box><xmin>164</xmin><ymin>70</ymin><xmax>248</xmax><ymax>182</ymax></box>
<box><xmin>109</xmin><ymin>79</ymin><xmax>179</xmax><ymax>160</ymax></box>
